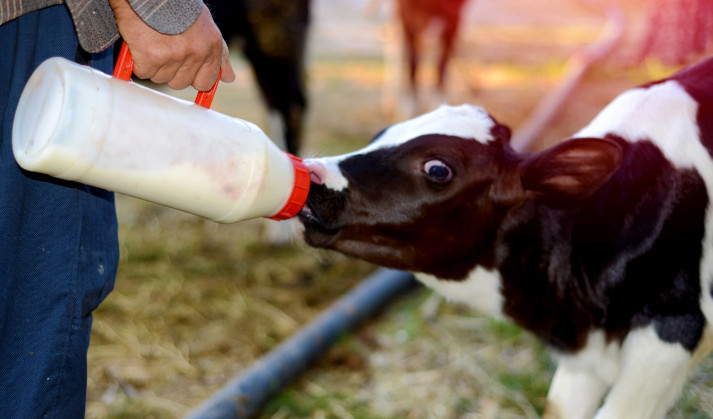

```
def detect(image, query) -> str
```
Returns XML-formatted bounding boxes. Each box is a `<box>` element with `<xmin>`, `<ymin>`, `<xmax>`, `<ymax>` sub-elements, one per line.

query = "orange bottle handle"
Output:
<box><xmin>112</xmin><ymin>41</ymin><xmax>220</xmax><ymax>108</ymax></box>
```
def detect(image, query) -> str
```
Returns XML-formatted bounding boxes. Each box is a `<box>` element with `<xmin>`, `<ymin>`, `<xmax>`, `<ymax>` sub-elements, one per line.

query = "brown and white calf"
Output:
<box><xmin>297</xmin><ymin>57</ymin><xmax>713</xmax><ymax>418</ymax></box>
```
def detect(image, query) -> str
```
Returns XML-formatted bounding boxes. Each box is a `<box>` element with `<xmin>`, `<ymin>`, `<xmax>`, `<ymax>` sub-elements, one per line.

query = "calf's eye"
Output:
<box><xmin>423</xmin><ymin>160</ymin><xmax>453</xmax><ymax>182</ymax></box>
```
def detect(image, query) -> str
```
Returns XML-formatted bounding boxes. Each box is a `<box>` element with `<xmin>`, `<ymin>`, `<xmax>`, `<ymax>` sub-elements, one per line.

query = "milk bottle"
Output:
<box><xmin>12</xmin><ymin>57</ymin><xmax>309</xmax><ymax>222</ymax></box>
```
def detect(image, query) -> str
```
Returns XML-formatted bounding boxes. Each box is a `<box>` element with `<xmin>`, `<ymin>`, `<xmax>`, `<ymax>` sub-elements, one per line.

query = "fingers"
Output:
<box><xmin>184</xmin><ymin>61</ymin><xmax>219</xmax><ymax>92</ymax></box>
<box><xmin>112</xmin><ymin>1</ymin><xmax>235</xmax><ymax>91</ymax></box>
<box><xmin>137</xmin><ymin>45</ymin><xmax>228</xmax><ymax>91</ymax></box>
<box><xmin>168</xmin><ymin>5</ymin><xmax>234</xmax><ymax>91</ymax></box>
<box><xmin>169</xmin><ymin>39</ymin><xmax>235</xmax><ymax>91</ymax></box>
<box><xmin>219</xmin><ymin>40</ymin><xmax>236</xmax><ymax>84</ymax></box>
<box><xmin>130</xmin><ymin>45</ymin><xmax>186</xmax><ymax>86</ymax></box>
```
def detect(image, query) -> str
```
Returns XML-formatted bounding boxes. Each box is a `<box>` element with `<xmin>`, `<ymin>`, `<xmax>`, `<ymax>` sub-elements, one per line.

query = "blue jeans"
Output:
<box><xmin>0</xmin><ymin>5</ymin><xmax>119</xmax><ymax>418</ymax></box>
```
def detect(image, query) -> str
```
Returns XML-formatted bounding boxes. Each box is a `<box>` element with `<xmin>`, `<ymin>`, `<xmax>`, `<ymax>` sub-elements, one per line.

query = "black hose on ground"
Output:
<box><xmin>184</xmin><ymin>268</ymin><xmax>417</xmax><ymax>419</ymax></box>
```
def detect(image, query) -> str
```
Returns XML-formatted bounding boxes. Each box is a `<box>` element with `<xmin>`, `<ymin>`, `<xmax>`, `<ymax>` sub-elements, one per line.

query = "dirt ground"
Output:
<box><xmin>86</xmin><ymin>0</ymin><xmax>713</xmax><ymax>417</ymax></box>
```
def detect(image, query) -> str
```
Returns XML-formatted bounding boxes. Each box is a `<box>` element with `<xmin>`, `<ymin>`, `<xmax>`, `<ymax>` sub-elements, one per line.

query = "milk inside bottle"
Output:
<box><xmin>12</xmin><ymin>57</ymin><xmax>309</xmax><ymax>222</ymax></box>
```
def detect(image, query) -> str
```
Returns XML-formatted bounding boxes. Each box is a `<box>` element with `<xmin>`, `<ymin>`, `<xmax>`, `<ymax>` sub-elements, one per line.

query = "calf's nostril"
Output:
<box><xmin>305</xmin><ymin>160</ymin><xmax>326</xmax><ymax>185</ymax></box>
<box><xmin>310</xmin><ymin>172</ymin><xmax>322</xmax><ymax>185</ymax></box>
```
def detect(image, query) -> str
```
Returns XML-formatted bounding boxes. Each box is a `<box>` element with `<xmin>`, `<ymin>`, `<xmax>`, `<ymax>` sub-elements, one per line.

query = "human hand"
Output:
<box><xmin>109</xmin><ymin>0</ymin><xmax>236</xmax><ymax>91</ymax></box>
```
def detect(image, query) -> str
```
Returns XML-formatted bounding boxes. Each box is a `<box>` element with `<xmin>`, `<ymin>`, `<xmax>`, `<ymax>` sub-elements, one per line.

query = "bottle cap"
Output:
<box><xmin>268</xmin><ymin>153</ymin><xmax>311</xmax><ymax>221</ymax></box>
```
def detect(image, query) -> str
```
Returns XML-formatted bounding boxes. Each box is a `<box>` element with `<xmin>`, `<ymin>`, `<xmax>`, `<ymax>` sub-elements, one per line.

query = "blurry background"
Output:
<box><xmin>86</xmin><ymin>0</ymin><xmax>713</xmax><ymax>417</ymax></box>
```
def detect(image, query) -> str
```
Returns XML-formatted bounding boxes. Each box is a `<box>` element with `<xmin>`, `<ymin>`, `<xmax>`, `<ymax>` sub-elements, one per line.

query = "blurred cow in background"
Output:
<box><xmin>206</xmin><ymin>0</ymin><xmax>311</xmax><ymax>156</ymax></box>
<box><xmin>398</xmin><ymin>0</ymin><xmax>469</xmax><ymax>102</ymax></box>
<box><xmin>375</xmin><ymin>0</ymin><xmax>471</xmax><ymax>118</ymax></box>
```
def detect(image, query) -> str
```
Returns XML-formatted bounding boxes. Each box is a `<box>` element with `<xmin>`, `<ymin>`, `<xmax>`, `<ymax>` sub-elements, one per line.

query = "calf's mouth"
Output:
<box><xmin>297</xmin><ymin>181</ymin><xmax>345</xmax><ymax>248</ymax></box>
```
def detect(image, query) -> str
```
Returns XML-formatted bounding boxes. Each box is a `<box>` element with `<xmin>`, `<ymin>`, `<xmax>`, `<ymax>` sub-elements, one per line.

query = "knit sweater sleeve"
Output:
<box><xmin>64</xmin><ymin>0</ymin><xmax>204</xmax><ymax>53</ymax></box>
<box><xmin>127</xmin><ymin>0</ymin><xmax>203</xmax><ymax>35</ymax></box>
<box><xmin>0</xmin><ymin>0</ymin><xmax>62</xmax><ymax>25</ymax></box>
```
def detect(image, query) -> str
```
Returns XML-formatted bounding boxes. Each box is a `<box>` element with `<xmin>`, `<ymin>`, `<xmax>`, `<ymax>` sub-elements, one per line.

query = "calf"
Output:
<box><xmin>297</xmin><ymin>57</ymin><xmax>713</xmax><ymax>418</ymax></box>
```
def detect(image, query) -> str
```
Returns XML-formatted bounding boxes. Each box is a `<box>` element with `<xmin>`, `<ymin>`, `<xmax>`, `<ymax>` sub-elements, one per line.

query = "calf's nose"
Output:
<box><xmin>305</xmin><ymin>160</ymin><xmax>326</xmax><ymax>185</ymax></box>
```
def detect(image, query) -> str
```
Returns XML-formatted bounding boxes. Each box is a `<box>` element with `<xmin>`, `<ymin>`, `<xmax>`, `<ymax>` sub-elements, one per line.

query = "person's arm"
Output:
<box><xmin>109</xmin><ymin>0</ymin><xmax>236</xmax><ymax>91</ymax></box>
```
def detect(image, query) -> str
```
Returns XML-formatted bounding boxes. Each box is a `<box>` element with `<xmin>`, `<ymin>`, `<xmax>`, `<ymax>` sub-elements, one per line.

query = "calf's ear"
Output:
<box><xmin>520</xmin><ymin>137</ymin><xmax>623</xmax><ymax>206</ymax></box>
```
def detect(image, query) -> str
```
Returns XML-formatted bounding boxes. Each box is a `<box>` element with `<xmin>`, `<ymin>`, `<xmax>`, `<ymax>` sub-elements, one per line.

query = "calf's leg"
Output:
<box><xmin>594</xmin><ymin>326</ymin><xmax>693</xmax><ymax>419</ymax></box>
<box><xmin>544</xmin><ymin>364</ymin><xmax>609</xmax><ymax>419</ymax></box>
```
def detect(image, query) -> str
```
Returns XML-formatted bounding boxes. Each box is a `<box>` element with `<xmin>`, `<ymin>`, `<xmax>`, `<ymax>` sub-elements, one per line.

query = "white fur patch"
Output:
<box><xmin>574</xmin><ymin>81</ymin><xmax>702</xmax><ymax>170</ymax></box>
<box><xmin>415</xmin><ymin>266</ymin><xmax>504</xmax><ymax>318</ymax></box>
<box><xmin>574</xmin><ymin>80</ymin><xmax>713</xmax><ymax>332</ymax></box>
<box><xmin>307</xmin><ymin>104</ymin><xmax>496</xmax><ymax>192</ymax></box>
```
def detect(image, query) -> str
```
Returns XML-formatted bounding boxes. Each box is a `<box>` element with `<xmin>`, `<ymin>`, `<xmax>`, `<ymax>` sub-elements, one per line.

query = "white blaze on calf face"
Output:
<box><xmin>309</xmin><ymin>104</ymin><xmax>498</xmax><ymax>191</ymax></box>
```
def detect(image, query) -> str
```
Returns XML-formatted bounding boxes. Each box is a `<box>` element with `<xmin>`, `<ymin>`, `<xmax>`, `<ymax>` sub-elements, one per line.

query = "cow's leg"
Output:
<box><xmin>544</xmin><ymin>331</ymin><xmax>615</xmax><ymax>419</ymax></box>
<box><xmin>394</xmin><ymin>0</ymin><xmax>424</xmax><ymax>119</ymax></box>
<box><xmin>401</xmin><ymin>24</ymin><xmax>422</xmax><ymax>117</ymax></box>
<box><xmin>401</xmin><ymin>23</ymin><xmax>420</xmax><ymax>97</ymax></box>
<box><xmin>436</xmin><ymin>15</ymin><xmax>460</xmax><ymax>94</ymax></box>
<box><xmin>595</xmin><ymin>326</ymin><xmax>693</xmax><ymax>419</ymax></box>
<box><xmin>544</xmin><ymin>363</ymin><xmax>609</xmax><ymax>419</ymax></box>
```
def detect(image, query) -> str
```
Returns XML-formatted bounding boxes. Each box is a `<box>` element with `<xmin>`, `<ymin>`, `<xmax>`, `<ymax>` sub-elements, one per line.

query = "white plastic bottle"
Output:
<box><xmin>12</xmin><ymin>57</ymin><xmax>309</xmax><ymax>222</ymax></box>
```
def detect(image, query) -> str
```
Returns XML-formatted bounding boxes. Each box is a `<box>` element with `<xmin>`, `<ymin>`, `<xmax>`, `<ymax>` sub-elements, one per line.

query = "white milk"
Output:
<box><xmin>12</xmin><ymin>57</ymin><xmax>309</xmax><ymax>222</ymax></box>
